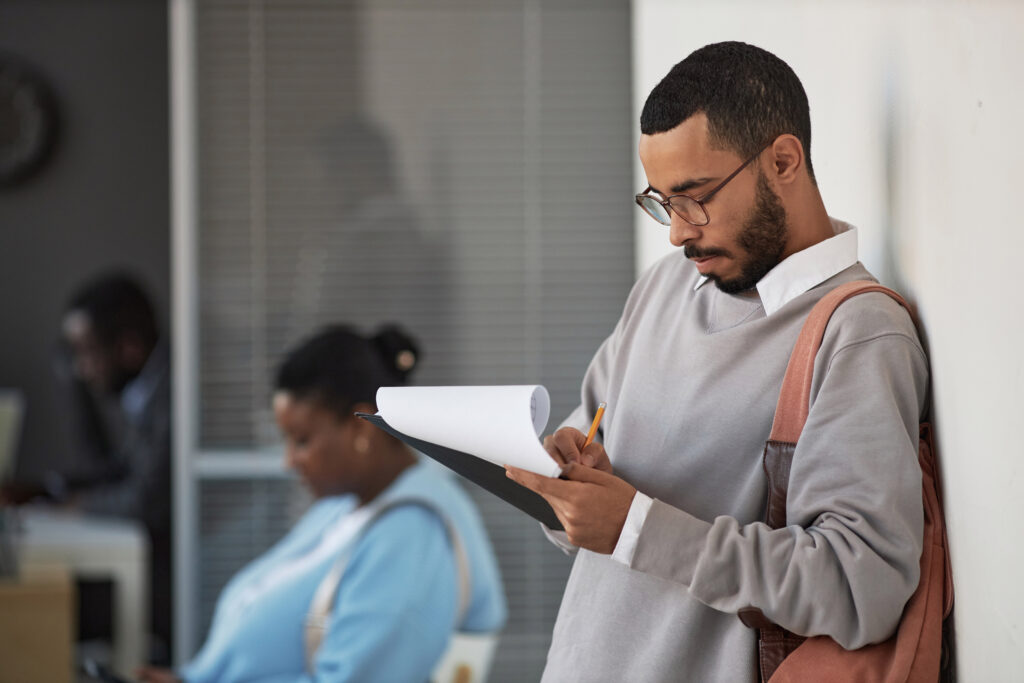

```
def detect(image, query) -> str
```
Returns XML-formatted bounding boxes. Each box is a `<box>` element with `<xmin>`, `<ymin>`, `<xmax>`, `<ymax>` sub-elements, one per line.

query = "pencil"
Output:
<box><xmin>582</xmin><ymin>402</ymin><xmax>607</xmax><ymax>449</ymax></box>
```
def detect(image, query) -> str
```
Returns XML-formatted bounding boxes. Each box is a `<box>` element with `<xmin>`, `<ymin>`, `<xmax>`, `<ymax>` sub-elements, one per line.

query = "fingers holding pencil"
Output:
<box><xmin>578</xmin><ymin>440</ymin><xmax>612</xmax><ymax>473</ymax></box>
<box><xmin>541</xmin><ymin>404</ymin><xmax>612</xmax><ymax>473</ymax></box>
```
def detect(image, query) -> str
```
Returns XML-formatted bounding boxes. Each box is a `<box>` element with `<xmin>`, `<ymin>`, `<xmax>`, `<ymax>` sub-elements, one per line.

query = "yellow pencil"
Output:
<box><xmin>582</xmin><ymin>402</ymin><xmax>607</xmax><ymax>449</ymax></box>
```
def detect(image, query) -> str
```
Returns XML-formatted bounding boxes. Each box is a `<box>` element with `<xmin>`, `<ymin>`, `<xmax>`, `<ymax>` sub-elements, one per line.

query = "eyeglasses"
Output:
<box><xmin>634</xmin><ymin>144</ymin><xmax>769</xmax><ymax>227</ymax></box>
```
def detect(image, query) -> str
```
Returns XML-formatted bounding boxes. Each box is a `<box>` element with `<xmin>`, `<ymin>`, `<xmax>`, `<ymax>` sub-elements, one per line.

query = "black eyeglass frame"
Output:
<box><xmin>635</xmin><ymin>143</ymin><xmax>771</xmax><ymax>227</ymax></box>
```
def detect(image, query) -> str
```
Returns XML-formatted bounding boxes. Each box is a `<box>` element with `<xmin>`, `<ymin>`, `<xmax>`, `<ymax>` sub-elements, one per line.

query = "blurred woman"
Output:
<box><xmin>138</xmin><ymin>325</ymin><xmax>506</xmax><ymax>682</ymax></box>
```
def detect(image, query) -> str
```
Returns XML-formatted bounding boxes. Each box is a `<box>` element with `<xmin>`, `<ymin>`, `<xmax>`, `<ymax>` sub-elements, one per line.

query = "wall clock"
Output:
<box><xmin>0</xmin><ymin>54</ymin><xmax>59</xmax><ymax>188</ymax></box>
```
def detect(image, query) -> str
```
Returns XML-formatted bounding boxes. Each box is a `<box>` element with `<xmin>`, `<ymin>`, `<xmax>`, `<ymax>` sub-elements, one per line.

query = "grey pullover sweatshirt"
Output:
<box><xmin>542</xmin><ymin>249</ymin><xmax>928</xmax><ymax>682</ymax></box>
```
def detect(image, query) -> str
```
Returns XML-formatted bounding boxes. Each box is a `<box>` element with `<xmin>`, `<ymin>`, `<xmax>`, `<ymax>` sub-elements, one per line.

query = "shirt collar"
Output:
<box><xmin>693</xmin><ymin>217</ymin><xmax>859</xmax><ymax>316</ymax></box>
<box><xmin>120</xmin><ymin>343</ymin><xmax>168</xmax><ymax>419</ymax></box>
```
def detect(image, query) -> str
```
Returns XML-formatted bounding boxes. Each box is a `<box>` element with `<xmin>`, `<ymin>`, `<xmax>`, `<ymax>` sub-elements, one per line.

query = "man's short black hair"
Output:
<box><xmin>641</xmin><ymin>41</ymin><xmax>815</xmax><ymax>182</ymax></box>
<box><xmin>67</xmin><ymin>272</ymin><xmax>159</xmax><ymax>350</ymax></box>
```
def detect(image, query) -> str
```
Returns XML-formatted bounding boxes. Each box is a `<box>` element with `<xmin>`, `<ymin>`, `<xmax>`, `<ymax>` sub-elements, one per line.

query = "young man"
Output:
<box><xmin>56</xmin><ymin>273</ymin><xmax>171</xmax><ymax>545</ymax></box>
<box><xmin>2</xmin><ymin>272</ymin><xmax>173</xmax><ymax>660</ymax></box>
<box><xmin>507</xmin><ymin>42</ymin><xmax>928</xmax><ymax>681</ymax></box>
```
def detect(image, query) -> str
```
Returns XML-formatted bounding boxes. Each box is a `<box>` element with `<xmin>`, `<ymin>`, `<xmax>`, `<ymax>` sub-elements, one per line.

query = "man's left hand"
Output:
<box><xmin>505</xmin><ymin>462</ymin><xmax>636</xmax><ymax>554</ymax></box>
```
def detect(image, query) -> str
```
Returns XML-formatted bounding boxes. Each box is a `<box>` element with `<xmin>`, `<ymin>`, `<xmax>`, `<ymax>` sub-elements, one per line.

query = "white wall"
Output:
<box><xmin>632</xmin><ymin>1</ymin><xmax>1024</xmax><ymax>676</ymax></box>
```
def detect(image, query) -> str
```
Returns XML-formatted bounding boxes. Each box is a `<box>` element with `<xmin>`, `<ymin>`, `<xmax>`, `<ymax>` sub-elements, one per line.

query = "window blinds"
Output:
<box><xmin>193</xmin><ymin>1</ymin><xmax>632</xmax><ymax>678</ymax></box>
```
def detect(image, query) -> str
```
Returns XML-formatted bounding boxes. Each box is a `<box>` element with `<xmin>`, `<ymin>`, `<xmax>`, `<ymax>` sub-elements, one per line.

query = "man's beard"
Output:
<box><xmin>687</xmin><ymin>172</ymin><xmax>788</xmax><ymax>294</ymax></box>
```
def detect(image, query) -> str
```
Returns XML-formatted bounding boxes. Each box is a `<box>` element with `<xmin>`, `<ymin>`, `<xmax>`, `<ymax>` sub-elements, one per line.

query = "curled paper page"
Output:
<box><xmin>375</xmin><ymin>385</ymin><xmax>561</xmax><ymax>478</ymax></box>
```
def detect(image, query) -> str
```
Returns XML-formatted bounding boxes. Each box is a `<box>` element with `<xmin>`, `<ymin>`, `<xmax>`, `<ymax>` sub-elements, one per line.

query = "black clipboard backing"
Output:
<box><xmin>357</xmin><ymin>412</ymin><xmax>563</xmax><ymax>531</ymax></box>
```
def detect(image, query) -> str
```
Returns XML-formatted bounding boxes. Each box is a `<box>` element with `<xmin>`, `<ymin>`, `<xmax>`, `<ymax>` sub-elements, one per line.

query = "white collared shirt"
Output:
<box><xmin>120</xmin><ymin>343</ymin><xmax>169</xmax><ymax>421</ymax></box>
<box><xmin>692</xmin><ymin>217</ymin><xmax>858</xmax><ymax>314</ymax></box>
<box><xmin>610</xmin><ymin>217</ymin><xmax>860</xmax><ymax>565</ymax></box>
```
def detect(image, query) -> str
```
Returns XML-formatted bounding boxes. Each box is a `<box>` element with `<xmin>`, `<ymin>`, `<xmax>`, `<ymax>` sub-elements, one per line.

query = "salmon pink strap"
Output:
<box><xmin>770</xmin><ymin>281</ymin><xmax>911</xmax><ymax>443</ymax></box>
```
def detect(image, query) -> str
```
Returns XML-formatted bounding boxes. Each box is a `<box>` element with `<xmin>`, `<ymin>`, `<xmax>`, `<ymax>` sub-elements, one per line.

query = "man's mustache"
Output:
<box><xmin>684</xmin><ymin>245</ymin><xmax>732</xmax><ymax>260</ymax></box>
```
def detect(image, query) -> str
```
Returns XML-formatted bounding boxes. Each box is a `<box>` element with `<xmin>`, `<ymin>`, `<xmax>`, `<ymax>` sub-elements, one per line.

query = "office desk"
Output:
<box><xmin>15</xmin><ymin>507</ymin><xmax>149</xmax><ymax>675</ymax></box>
<box><xmin>0</xmin><ymin>565</ymin><xmax>75</xmax><ymax>683</ymax></box>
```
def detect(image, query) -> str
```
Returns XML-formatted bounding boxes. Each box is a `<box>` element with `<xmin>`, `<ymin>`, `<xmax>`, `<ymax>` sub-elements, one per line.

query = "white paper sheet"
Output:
<box><xmin>375</xmin><ymin>385</ymin><xmax>561</xmax><ymax>478</ymax></box>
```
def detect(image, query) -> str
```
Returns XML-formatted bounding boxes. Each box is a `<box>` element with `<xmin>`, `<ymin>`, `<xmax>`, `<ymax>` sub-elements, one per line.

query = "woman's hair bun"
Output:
<box><xmin>370</xmin><ymin>324</ymin><xmax>421</xmax><ymax>384</ymax></box>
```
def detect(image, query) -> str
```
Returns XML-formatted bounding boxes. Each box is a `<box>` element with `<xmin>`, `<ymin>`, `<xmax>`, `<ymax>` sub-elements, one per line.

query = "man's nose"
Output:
<box><xmin>669</xmin><ymin>214</ymin><xmax>701</xmax><ymax>248</ymax></box>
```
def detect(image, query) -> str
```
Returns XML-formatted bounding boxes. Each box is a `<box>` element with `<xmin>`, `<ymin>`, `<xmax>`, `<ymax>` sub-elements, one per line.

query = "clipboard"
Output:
<box><xmin>357</xmin><ymin>412</ymin><xmax>563</xmax><ymax>531</ymax></box>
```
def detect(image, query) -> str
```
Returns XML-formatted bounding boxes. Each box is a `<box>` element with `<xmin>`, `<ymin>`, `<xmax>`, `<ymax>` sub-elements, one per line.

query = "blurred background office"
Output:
<box><xmin>1</xmin><ymin>0</ymin><xmax>1023</xmax><ymax>681</ymax></box>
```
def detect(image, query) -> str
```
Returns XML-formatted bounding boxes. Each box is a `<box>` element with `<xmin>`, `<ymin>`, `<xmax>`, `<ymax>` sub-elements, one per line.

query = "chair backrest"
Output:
<box><xmin>432</xmin><ymin>631</ymin><xmax>499</xmax><ymax>683</ymax></box>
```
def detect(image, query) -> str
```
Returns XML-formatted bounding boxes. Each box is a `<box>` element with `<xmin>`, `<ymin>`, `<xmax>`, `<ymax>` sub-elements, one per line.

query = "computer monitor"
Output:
<box><xmin>0</xmin><ymin>390</ymin><xmax>25</xmax><ymax>482</ymax></box>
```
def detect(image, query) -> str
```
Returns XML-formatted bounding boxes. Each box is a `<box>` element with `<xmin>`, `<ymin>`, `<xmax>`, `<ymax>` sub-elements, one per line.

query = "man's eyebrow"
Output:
<box><xmin>669</xmin><ymin>177</ymin><xmax>713</xmax><ymax>194</ymax></box>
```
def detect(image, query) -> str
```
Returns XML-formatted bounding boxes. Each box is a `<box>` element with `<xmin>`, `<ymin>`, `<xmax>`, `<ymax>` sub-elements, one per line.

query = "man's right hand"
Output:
<box><xmin>542</xmin><ymin>427</ymin><xmax>613</xmax><ymax>473</ymax></box>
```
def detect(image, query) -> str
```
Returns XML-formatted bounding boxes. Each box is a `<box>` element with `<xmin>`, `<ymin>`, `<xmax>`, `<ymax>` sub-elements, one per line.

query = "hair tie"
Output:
<box><xmin>395</xmin><ymin>349</ymin><xmax>416</xmax><ymax>372</ymax></box>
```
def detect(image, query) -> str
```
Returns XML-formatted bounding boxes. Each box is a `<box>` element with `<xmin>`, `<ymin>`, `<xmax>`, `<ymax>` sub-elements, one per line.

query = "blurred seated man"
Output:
<box><xmin>138</xmin><ymin>324</ymin><xmax>507</xmax><ymax>683</ymax></box>
<box><xmin>0</xmin><ymin>271</ymin><xmax>172</xmax><ymax>660</ymax></box>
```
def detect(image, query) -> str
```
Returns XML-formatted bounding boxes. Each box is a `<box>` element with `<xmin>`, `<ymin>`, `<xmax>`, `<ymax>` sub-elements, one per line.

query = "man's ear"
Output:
<box><xmin>767</xmin><ymin>134</ymin><xmax>805</xmax><ymax>185</ymax></box>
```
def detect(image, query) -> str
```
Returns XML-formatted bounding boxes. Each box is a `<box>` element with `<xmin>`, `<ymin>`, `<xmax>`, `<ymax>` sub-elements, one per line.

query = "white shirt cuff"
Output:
<box><xmin>611</xmin><ymin>491</ymin><xmax>653</xmax><ymax>565</ymax></box>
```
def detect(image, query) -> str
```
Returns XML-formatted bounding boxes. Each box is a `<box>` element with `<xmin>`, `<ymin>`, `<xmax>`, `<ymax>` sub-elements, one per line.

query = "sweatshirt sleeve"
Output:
<box><xmin>628</xmin><ymin>302</ymin><xmax>929</xmax><ymax>649</ymax></box>
<box><xmin>557</xmin><ymin>254</ymin><xmax>671</xmax><ymax>437</ymax></box>
<box><xmin>543</xmin><ymin>257</ymin><xmax>689</xmax><ymax>554</ymax></box>
<box><xmin>540</xmin><ymin>295</ymin><xmax>627</xmax><ymax>554</ymax></box>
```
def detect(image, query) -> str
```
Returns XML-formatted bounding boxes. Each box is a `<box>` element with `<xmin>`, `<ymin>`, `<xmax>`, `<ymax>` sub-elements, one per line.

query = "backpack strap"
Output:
<box><xmin>739</xmin><ymin>281</ymin><xmax>913</xmax><ymax>536</ymax></box>
<box><xmin>773</xmin><ymin>283</ymin><xmax>951</xmax><ymax>619</ymax></box>
<box><xmin>304</xmin><ymin>498</ymin><xmax>472</xmax><ymax>674</ymax></box>
<box><xmin>769</xmin><ymin>281</ymin><xmax>912</xmax><ymax>443</ymax></box>
<box><xmin>739</xmin><ymin>281</ymin><xmax>945</xmax><ymax>681</ymax></box>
